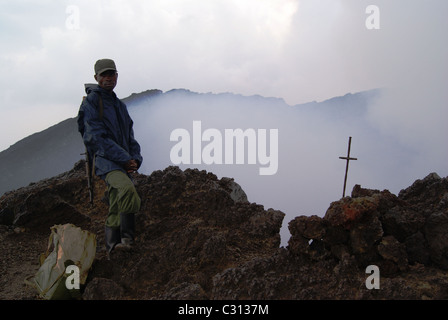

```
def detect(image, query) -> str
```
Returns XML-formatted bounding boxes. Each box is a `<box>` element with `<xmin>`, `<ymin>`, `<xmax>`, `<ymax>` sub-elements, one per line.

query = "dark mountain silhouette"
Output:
<box><xmin>0</xmin><ymin>89</ymin><xmax>163</xmax><ymax>197</ymax></box>
<box><xmin>0</xmin><ymin>88</ymin><xmax>380</xmax><ymax>197</ymax></box>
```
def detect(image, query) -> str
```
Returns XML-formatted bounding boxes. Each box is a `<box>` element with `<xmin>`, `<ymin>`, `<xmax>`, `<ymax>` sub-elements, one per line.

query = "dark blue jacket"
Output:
<box><xmin>77</xmin><ymin>85</ymin><xmax>143</xmax><ymax>178</ymax></box>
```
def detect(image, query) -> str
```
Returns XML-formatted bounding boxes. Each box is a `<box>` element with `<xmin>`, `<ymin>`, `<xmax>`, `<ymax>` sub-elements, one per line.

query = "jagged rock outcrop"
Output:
<box><xmin>1</xmin><ymin>163</ymin><xmax>448</xmax><ymax>300</ymax></box>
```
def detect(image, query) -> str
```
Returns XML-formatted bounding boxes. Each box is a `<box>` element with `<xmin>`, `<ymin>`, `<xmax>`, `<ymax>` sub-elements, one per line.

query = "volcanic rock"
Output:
<box><xmin>1</xmin><ymin>164</ymin><xmax>448</xmax><ymax>300</ymax></box>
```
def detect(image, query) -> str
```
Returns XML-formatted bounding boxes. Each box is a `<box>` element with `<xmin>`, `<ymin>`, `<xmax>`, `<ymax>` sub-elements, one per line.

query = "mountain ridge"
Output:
<box><xmin>0</xmin><ymin>88</ymin><xmax>380</xmax><ymax>196</ymax></box>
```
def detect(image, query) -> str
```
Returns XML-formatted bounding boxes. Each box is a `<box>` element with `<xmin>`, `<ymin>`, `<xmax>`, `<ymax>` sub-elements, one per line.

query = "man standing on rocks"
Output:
<box><xmin>77</xmin><ymin>59</ymin><xmax>143</xmax><ymax>256</ymax></box>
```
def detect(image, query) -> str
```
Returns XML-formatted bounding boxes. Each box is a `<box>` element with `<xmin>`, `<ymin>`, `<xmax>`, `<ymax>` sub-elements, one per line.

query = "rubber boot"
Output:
<box><xmin>105</xmin><ymin>226</ymin><xmax>121</xmax><ymax>256</ymax></box>
<box><xmin>115</xmin><ymin>212</ymin><xmax>135</xmax><ymax>250</ymax></box>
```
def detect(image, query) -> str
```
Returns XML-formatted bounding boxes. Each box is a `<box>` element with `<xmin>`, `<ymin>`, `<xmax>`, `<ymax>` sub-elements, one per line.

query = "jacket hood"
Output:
<box><xmin>84</xmin><ymin>83</ymin><xmax>118</xmax><ymax>99</ymax></box>
<box><xmin>84</xmin><ymin>83</ymin><xmax>100</xmax><ymax>95</ymax></box>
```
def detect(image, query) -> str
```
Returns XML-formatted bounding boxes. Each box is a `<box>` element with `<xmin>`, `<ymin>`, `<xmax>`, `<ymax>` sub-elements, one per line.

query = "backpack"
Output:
<box><xmin>27</xmin><ymin>224</ymin><xmax>97</xmax><ymax>300</ymax></box>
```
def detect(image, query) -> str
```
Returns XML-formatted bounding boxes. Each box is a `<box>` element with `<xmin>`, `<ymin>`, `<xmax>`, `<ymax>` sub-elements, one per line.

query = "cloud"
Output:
<box><xmin>362</xmin><ymin>1</ymin><xmax>448</xmax><ymax>184</ymax></box>
<box><xmin>126</xmin><ymin>88</ymin><xmax>406</xmax><ymax>246</ymax></box>
<box><xmin>0</xmin><ymin>0</ymin><xmax>302</xmax><ymax>150</ymax></box>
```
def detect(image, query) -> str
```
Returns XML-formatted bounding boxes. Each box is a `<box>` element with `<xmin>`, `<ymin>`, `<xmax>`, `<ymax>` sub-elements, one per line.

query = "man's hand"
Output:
<box><xmin>124</xmin><ymin>159</ymin><xmax>138</xmax><ymax>173</ymax></box>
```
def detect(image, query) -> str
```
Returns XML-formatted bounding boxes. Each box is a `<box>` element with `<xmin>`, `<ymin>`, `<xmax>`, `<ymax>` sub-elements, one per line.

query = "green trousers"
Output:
<box><xmin>105</xmin><ymin>170</ymin><xmax>141</xmax><ymax>228</ymax></box>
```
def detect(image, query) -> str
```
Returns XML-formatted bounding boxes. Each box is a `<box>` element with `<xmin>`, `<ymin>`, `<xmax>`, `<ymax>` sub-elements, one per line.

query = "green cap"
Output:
<box><xmin>94</xmin><ymin>59</ymin><xmax>117</xmax><ymax>75</ymax></box>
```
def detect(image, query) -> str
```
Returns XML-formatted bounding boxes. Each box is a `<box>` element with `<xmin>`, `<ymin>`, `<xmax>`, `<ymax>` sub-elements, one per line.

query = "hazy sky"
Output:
<box><xmin>1</xmin><ymin>0</ymin><xmax>446</xmax><ymax>152</ymax></box>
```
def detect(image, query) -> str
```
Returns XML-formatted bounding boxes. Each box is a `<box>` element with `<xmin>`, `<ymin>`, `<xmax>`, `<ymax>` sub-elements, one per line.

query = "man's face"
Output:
<box><xmin>95</xmin><ymin>70</ymin><xmax>118</xmax><ymax>92</ymax></box>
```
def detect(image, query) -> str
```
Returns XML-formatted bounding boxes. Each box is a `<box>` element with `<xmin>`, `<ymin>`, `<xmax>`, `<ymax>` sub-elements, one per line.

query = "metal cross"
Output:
<box><xmin>339</xmin><ymin>136</ymin><xmax>357</xmax><ymax>198</ymax></box>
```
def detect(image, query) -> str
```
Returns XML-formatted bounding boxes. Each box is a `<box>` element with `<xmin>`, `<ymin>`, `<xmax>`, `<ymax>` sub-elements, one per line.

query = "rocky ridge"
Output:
<box><xmin>1</xmin><ymin>162</ymin><xmax>448</xmax><ymax>299</ymax></box>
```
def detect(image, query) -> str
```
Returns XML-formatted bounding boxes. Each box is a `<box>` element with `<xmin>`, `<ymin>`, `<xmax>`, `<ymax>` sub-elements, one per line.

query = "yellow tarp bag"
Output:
<box><xmin>31</xmin><ymin>223</ymin><xmax>96</xmax><ymax>300</ymax></box>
